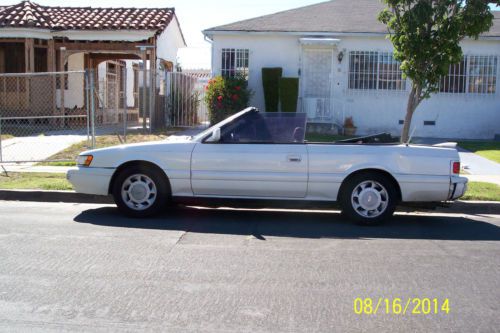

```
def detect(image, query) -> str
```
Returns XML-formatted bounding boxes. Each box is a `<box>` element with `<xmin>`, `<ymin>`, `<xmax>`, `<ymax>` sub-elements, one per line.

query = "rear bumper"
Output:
<box><xmin>66</xmin><ymin>167</ymin><xmax>115</xmax><ymax>196</ymax></box>
<box><xmin>448</xmin><ymin>176</ymin><xmax>468</xmax><ymax>200</ymax></box>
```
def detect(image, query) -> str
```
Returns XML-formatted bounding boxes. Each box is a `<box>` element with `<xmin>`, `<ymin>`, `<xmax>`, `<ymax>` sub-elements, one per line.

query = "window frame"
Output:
<box><xmin>467</xmin><ymin>55</ymin><xmax>498</xmax><ymax>95</ymax></box>
<box><xmin>221</xmin><ymin>48</ymin><xmax>249</xmax><ymax>79</ymax></box>
<box><xmin>348</xmin><ymin>51</ymin><xmax>407</xmax><ymax>92</ymax></box>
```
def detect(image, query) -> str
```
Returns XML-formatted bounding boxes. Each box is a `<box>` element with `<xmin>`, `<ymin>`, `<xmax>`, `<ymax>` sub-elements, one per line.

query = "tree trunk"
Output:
<box><xmin>401</xmin><ymin>84</ymin><xmax>422</xmax><ymax>143</ymax></box>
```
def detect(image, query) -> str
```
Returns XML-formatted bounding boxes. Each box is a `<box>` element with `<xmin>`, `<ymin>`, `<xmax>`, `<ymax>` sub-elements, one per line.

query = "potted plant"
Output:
<box><xmin>343</xmin><ymin>116</ymin><xmax>357</xmax><ymax>136</ymax></box>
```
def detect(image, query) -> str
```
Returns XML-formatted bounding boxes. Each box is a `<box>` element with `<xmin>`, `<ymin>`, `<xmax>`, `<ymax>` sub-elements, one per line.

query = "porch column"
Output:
<box><xmin>59</xmin><ymin>46</ymin><xmax>66</xmax><ymax>117</ymax></box>
<box><xmin>150</xmin><ymin>43</ymin><xmax>157</xmax><ymax>130</ymax></box>
<box><xmin>47</xmin><ymin>40</ymin><xmax>57</xmax><ymax>117</ymax></box>
<box><xmin>24</xmin><ymin>38</ymin><xmax>34</xmax><ymax>73</ymax></box>
<box><xmin>24</xmin><ymin>38</ymin><xmax>34</xmax><ymax>111</ymax></box>
<box><xmin>140</xmin><ymin>48</ymin><xmax>148</xmax><ymax>130</ymax></box>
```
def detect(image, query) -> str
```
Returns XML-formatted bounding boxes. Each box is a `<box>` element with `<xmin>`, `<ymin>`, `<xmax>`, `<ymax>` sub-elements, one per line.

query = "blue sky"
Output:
<box><xmin>1</xmin><ymin>0</ymin><xmax>498</xmax><ymax>69</ymax></box>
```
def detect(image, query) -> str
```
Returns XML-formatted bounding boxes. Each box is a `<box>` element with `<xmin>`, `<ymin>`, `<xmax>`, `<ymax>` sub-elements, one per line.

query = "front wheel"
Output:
<box><xmin>112</xmin><ymin>165</ymin><xmax>170</xmax><ymax>217</ymax></box>
<box><xmin>339</xmin><ymin>173</ymin><xmax>398</xmax><ymax>226</ymax></box>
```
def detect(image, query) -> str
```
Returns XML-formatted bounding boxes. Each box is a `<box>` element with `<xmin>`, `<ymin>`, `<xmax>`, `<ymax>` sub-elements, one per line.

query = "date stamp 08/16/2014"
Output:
<box><xmin>354</xmin><ymin>298</ymin><xmax>450</xmax><ymax>315</ymax></box>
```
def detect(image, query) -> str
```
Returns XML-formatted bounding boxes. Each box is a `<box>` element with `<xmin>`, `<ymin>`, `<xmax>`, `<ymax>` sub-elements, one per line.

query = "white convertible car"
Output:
<box><xmin>67</xmin><ymin>107</ymin><xmax>467</xmax><ymax>225</ymax></box>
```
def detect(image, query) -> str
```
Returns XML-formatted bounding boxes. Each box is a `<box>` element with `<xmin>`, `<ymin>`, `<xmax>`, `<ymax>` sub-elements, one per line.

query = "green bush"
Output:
<box><xmin>205</xmin><ymin>75</ymin><xmax>252</xmax><ymax>125</ymax></box>
<box><xmin>262</xmin><ymin>67</ymin><xmax>282</xmax><ymax>112</ymax></box>
<box><xmin>279</xmin><ymin>77</ymin><xmax>299</xmax><ymax>112</ymax></box>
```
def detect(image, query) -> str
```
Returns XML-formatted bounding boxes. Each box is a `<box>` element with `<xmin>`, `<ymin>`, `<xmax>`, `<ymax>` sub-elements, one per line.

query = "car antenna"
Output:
<box><xmin>407</xmin><ymin>126</ymin><xmax>417</xmax><ymax>146</ymax></box>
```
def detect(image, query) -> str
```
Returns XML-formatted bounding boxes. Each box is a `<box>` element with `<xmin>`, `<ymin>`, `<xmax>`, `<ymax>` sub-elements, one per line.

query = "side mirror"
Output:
<box><xmin>205</xmin><ymin>128</ymin><xmax>221</xmax><ymax>143</ymax></box>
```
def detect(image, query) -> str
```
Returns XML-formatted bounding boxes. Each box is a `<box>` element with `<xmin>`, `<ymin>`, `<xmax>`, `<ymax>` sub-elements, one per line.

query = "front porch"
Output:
<box><xmin>0</xmin><ymin>38</ymin><xmax>158</xmax><ymax>126</ymax></box>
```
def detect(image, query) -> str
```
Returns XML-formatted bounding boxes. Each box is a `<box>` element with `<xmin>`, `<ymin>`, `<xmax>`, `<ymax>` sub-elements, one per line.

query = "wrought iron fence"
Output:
<box><xmin>163</xmin><ymin>71</ymin><xmax>209</xmax><ymax>128</ymax></box>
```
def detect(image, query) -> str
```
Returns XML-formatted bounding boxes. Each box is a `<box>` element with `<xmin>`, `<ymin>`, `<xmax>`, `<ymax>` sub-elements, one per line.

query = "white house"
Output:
<box><xmin>203</xmin><ymin>0</ymin><xmax>500</xmax><ymax>139</ymax></box>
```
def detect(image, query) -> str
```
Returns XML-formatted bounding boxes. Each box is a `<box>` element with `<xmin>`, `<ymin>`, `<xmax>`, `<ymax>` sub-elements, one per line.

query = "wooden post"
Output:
<box><xmin>141</xmin><ymin>48</ymin><xmax>148</xmax><ymax>130</ymax></box>
<box><xmin>47</xmin><ymin>40</ymin><xmax>57</xmax><ymax>118</ymax></box>
<box><xmin>59</xmin><ymin>46</ymin><xmax>66</xmax><ymax>118</ymax></box>
<box><xmin>25</xmin><ymin>38</ymin><xmax>34</xmax><ymax>72</ymax></box>
<box><xmin>150</xmin><ymin>43</ymin><xmax>157</xmax><ymax>131</ymax></box>
<box><xmin>24</xmin><ymin>38</ymin><xmax>34</xmax><ymax>112</ymax></box>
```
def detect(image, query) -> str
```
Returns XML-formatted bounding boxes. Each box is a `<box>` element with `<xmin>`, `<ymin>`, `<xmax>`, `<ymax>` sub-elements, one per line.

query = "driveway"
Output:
<box><xmin>0</xmin><ymin>201</ymin><xmax>499</xmax><ymax>332</ymax></box>
<box><xmin>458</xmin><ymin>148</ymin><xmax>500</xmax><ymax>185</ymax></box>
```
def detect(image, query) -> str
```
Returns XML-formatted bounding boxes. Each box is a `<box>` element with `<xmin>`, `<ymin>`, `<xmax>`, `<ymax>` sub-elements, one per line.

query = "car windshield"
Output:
<box><xmin>194</xmin><ymin>109</ymin><xmax>307</xmax><ymax>144</ymax></box>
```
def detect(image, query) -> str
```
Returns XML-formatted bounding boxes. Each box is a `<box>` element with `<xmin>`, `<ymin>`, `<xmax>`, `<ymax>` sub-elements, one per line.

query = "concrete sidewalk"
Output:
<box><xmin>1</xmin><ymin>164</ymin><xmax>75</xmax><ymax>174</ymax></box>
<box><xmin>1</xmin><ymin>134</ymin><xmax>86</xmax><ymax>163</ymax></box>
<box><xmin>458</xmin><ymin>148</ymin><xmax>500</xmax><ymax>176</ymax></box>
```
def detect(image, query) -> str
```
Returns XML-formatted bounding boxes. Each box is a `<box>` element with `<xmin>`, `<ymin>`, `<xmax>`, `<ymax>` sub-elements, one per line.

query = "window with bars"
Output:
<box><xmin>468</xmin><ymin>55</ymin><xmax>497</xmax><ymax>94</ymax></box>
<box><xmin>221</xmin><ymin>48</ymin><xmax>249</xmax><ymax>79</ymax></box>
<box><xmin>439</xmin><ymin>56</ymin><xmax>498</xmax><ymax>94</ymax></box>
<box><xmin>439</xmin><ymin>58</ymin><xmax>467</xmax><ymax>93</ymax></box>
<box><xmin>348</xmin><ymin>51</ymin><xmax>406</xmax><ymax>91</ymax></box>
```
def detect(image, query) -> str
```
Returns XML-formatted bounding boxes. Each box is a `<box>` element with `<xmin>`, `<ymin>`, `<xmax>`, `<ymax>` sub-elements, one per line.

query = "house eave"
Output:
<box><xmin>52</xmin><ymin>30</ymin><xmax>157</xmax><ymax>42</ymax></box>
<box><xmin>203</xmin><ymin>29</ymin><xmax>500</xmax><ymax>41</ymax></box>
<box><xmin>203</xmin><ymin>30</ymin><xmax>388</xmax><ymax>38</ymax></box>
<box><xmin>0</xmin><ymin>28</ymin><xmax>52</xmax><ymax>39</ymax></box>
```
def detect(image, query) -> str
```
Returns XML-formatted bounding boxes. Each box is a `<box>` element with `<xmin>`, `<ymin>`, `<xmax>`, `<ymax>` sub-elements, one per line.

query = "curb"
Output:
<box><xmin>0</xmin><ymin>189</ymin><xmax>113</xmax><ymax>204</ymax></box>
<box><xmin>0</xmin><ymin>189</ymin><xmax>498</xmax><ymax>215</ymax></box>
<box><xmin>436</xmin><ymin>200</ymin><xmax>500</xmax><ymax>215</ymax></box>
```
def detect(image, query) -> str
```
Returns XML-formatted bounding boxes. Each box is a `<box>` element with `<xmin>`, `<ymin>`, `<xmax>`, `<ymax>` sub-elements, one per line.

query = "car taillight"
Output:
<box><xmin>452</xmin><ymin>162</ymin><xmax>460</xmax><ymax>175</ymax></box>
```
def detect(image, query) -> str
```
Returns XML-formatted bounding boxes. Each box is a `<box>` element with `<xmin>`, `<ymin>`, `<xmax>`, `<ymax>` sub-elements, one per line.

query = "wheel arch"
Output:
<box><xmin>108</xmin><ymin>160</ymin><xmax>172</xmax><ymax>195</ymax></box>
<box><xmin>339</xmin><ymin>168</ymin><xmax>402</xmax><ymax>202</ymax></box>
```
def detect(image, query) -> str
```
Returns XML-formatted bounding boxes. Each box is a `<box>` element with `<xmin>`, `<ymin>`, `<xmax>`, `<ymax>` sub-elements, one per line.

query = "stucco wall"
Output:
<box><xmin>56</xmin><ymin>52</ymin><xmax>85</xmax><ymax>108</ymax></box>
<box><xmin>156</xmin><ymin>15</ymin><xmax>186</xmax><ymax>69</ymax></box>
<box><xmin>211</xmin><ymin>34</ymin><xmax>500</xmax><ymax>139</ymax></box>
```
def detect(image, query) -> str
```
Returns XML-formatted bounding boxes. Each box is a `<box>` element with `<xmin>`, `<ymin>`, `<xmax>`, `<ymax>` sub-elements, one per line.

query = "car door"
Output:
<box><xmin>191</xmin><ymin>112</ymin><xmax>308</xmax><ymax>198</ymax></box>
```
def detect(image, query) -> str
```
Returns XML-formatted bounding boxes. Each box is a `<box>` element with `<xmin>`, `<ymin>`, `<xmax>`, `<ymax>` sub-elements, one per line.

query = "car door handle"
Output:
<box><xmin>287</xmin><ymin>155</ymin><xmax>302</xmax><ymax>162</ymax></box>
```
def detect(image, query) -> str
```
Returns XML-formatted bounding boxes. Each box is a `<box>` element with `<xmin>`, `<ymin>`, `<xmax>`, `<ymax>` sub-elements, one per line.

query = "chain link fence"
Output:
<box><xmin>0</xmin><ymin>68</ymin><xmax>210</xmax><ymax>164</ymax></box>
<box><xmin>0</xmin><ymin>71</ymin><xmax>91</xmax><ymax>163</ymax></box>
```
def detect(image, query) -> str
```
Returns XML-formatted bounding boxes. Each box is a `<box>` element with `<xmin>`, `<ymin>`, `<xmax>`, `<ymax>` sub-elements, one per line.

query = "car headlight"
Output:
<box><xmin>76</xmin><ymin>155</ymin><xmax>93</xmax><ymax>167</ymax></box>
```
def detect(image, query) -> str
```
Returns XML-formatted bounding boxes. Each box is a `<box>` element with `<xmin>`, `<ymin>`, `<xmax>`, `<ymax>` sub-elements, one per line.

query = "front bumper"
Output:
<box><xmin>448</xmin><ymin>176</ymin><xmax>468</xmax><ymax>200</ymax></box>
<box><xmin>67</xmin><ymin>167</ymin><xmax>115</xmax><ymax>196</ymax></box>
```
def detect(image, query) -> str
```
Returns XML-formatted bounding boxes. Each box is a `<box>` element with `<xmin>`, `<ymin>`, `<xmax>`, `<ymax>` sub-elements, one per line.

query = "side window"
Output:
<box><xmin>219</xmin><ymin>112</ymin><xmax>306</xmax><ymax>144</ymax></box>
<box><xmin>220</xmin><ymin>113</ymin><xmax>261</xmax><ymax>143</ymax></box>
<box><xmin>221</xmin><ymin>48</ymin><xmax>249</xmax><ymax>79</ymax></box>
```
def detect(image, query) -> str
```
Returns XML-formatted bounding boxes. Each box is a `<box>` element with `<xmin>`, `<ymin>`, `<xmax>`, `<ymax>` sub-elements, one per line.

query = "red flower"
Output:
<box><xmin>235</xmin><ymin>86</ymin><xmax>241</xmax><ymax>91</ymax></box>
<box><xmin>204</xmin><ymin>85</ymin><xmax>208</xmax><ymax>91</ymax></box>
<box><xmin>232</xmin><ymin>94</ymin><xmax>239</xmax><ymax>101</ymax></box>
<box><xmin>217</xmin><ymin>95</ymin><xmax>223</xmax><ymax>101</ymax></box>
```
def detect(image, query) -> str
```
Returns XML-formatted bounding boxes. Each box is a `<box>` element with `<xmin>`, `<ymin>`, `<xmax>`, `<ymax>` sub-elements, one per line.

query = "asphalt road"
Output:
<box><xmin>0</xmin><ymin>201</ymin><xmax>499</xmax><ymax>332</ymax></box>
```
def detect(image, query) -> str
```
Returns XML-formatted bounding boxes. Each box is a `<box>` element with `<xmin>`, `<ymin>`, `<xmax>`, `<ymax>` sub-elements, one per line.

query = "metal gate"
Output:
<box><xmin>301</xmin><ymin>48</ymin><xmax>335</xmax><ymax>122</ymax></box>
<box><xmin>163</xmin><ymin>72</ymin><xmax>209</xmax><ymax>128</ymax></box>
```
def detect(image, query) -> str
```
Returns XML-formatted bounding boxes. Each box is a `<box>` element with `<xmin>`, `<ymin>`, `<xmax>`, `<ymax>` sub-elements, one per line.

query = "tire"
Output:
<box><xmin>339</xmin><ymin>172</ymin><xmax>398</xmax><ymax>226</ymax></box>
<box><xmin>112</xmin><ymin>165</ymin><xmax>170</xmax><ymax>218</ymax></box>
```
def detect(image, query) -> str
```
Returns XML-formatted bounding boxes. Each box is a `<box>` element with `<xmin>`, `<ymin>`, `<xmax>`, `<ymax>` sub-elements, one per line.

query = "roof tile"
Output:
<box><xmin>0</xmin><ymin>0</ymin><xmax>175</xmax><ymax>33</ymax></box>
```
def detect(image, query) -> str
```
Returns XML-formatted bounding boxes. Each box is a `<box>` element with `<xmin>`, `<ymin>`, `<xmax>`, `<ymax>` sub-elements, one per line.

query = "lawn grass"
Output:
<box><xmin>0</xmin><ymin>172</ymin><xmax>72</xmax><ymax>191</ymax></box>
<box><xmin>40</xmin><ymin>133</ymin><xmax>169</xmax><ymax>166</ymax></box>
<box><xmin>462</xmin><ymin>181</ymin><xmax>500</xmax><ymax>201</ymax></box>
<box><xmin>458</xmin><ymin>141</ymin><xmax>500</xmax><ymax>164</ymax></box>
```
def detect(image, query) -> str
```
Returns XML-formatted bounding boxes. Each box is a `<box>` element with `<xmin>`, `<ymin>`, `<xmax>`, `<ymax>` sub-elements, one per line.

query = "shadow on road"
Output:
<box><xmin>73</xmin><ymin>206</ymin><xmax>500</xmax><ymax>241</ymax></box>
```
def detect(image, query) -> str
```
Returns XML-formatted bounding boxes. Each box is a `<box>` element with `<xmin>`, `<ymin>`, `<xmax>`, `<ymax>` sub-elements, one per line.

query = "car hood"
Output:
<box><xmin>79</xmin><ymin>136</ymin><xmax>196</xmax><ymax>168</ymax></box>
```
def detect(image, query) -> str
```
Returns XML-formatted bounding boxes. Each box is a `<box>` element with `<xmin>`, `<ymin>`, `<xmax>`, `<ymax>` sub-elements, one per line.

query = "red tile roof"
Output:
<box><xmin>0</xmin><ymin>1</ymin><xmax>176</xmax><ymax>33</ymax></box>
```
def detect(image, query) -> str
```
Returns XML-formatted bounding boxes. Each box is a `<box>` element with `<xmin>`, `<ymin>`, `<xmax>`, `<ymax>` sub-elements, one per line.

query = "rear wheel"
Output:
<box><xmin>112</xmin><ymin>165</ymin><xmax>170</xmax><ymax>217</ymax></box>
<box><xmin>339</xmin><ymin>173</ymin><xmax>398</xmax><ymax>225</ymax></box>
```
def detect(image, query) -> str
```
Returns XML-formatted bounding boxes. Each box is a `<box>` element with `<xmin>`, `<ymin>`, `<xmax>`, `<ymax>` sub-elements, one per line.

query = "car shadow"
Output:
<box><xmin>73</xmin><ymin>206</ymin><xmax>500</xmax><ymax>241</ymax></box>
